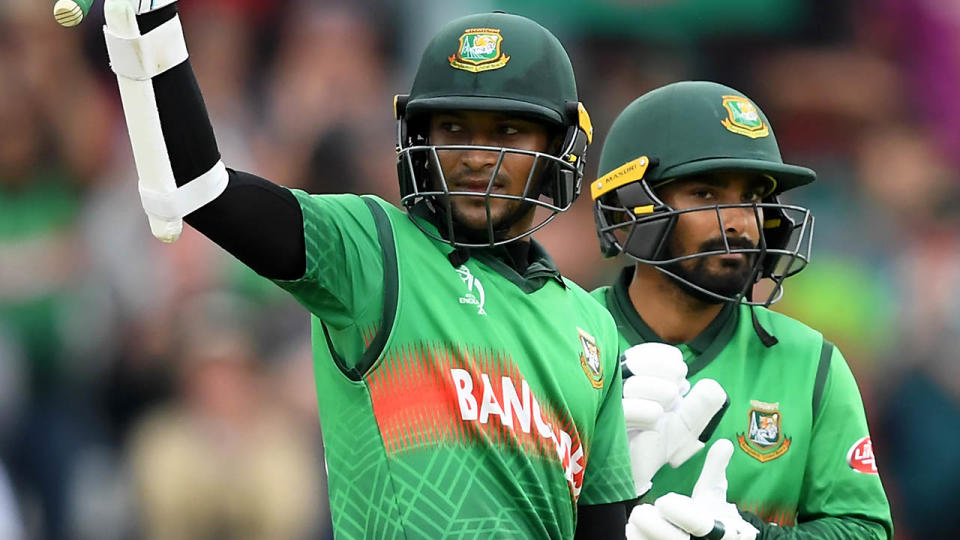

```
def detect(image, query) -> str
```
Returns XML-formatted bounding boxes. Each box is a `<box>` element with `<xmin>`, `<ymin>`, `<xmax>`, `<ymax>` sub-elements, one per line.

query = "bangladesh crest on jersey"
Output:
<box><xmin>578</xmin><ymin>328</ymin><xmax>603</xmax><ymax>389</ymax></box>
<box><xmin>737</xmin><ymin>400</ymin><xmax>790</xmax><ymax>462</ymax></box>
<box><xmin>448</xmin><ymin>28</ymin><xmax>511</xmax><ymax>72</ymax></box>
<box><xmin>721</xmin><ymin>95</ymin><xmax>770</xmax><ymax>139</ymax></box>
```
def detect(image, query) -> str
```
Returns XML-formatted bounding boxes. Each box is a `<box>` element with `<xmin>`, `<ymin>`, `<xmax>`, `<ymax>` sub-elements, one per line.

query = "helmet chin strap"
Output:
<box><xmin>448</xmin><ymin>246</ymin><xmax>471</xmax><ymax>267</ymax></box>
<box><xmin>750</xmin><ymin>305</ymin><xmax>779</xmax><ymax>347</ymax></box>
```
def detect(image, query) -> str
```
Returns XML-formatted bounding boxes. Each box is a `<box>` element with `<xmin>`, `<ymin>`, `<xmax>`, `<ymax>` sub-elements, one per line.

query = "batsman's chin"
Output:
<box><xmin>452</xmin><ymin>209</ymin><xmax>506</xmax><ymax>231</ymax></box>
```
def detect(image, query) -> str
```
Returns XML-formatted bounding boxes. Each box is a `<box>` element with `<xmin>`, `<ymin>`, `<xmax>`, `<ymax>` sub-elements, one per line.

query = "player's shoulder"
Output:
<box><xmin>562</xmin><ymin>278</ymin><xmax>605</xmax><ymax>311</ymax></box>
<box><xmin>563</xmin><ymin>280</ymin><xmax>618</xmax><ymax>339</ymax></box>
<box><xmin>289</xmin><ymin>190</ymin><xmax>370</xmax><ymax>218</ymax></box>
<box><xmin>744</xmin><ymin>304</ymin><xmax>825</xmax><ymax>349</ymax></box>
<box><xmin>359</xmin><ymin>194</ymin><xmax>403</xmax><ymax>216</ymax></box>
<box><xmin>588</xmin><ymin>285</ymin><xmax>612</xmax><ymax>309</ymax></box>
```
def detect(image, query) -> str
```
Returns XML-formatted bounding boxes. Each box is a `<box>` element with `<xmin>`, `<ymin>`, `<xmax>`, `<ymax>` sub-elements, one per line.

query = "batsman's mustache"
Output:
<box><xmin>697</xmin><ymin>236</ymin><xmax>757</xmax><ymax>254</ymax></box>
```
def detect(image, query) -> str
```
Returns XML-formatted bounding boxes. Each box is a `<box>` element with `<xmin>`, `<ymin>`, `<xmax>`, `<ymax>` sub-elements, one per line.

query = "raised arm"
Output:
<box><xmin>104</xmin><ymin>0</ymin><xmax>305</xmax><ymax>279</ymax></box>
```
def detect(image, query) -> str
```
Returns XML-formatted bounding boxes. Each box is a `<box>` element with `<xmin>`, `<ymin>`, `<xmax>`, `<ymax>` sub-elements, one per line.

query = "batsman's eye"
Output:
<box><xmin>743</xmin><ymin>188</ymin><xmax>764</xmax><ymax>203</ymax></box>
<box><xmin>692</xmin><ymin>189</ymin><xmax>715</xmax><ymax>201</ymax></box>
<box><xmin>441</xmin><ymin>122</ymin><xmax>463</xmax><ymax>133</ymax></box>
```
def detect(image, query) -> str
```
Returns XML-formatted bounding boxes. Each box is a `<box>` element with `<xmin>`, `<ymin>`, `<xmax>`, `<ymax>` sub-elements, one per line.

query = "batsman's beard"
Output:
<box><xmin>662</xmin><ymin>237</ymin><xmax>759</xmax><ymax>303</ymax></box>
<box><xmin>441</xmin><ymin>193</ymin><xmax>537</xmax><ymax>245</ymax></box>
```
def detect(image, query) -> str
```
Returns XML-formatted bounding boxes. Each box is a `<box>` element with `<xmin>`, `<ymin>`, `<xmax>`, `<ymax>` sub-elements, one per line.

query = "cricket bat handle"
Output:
<box><xmin>54</xmin><ymin>0</ymin><xmax>94</xmax><ymax>27</ymax></box>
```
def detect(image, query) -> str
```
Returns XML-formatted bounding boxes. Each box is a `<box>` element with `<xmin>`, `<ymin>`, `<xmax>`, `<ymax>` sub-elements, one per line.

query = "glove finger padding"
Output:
<box><xmin>691</xmin><ymin>438</ymin><xmax>733</xmax><ymax>501</ymax></box>
<box><xmin>667</xmin><ymin>379</ymin><xmax>728</xmax><ymax>467</ymax></box>
<box><xmin>654</xmin><ymin>493</ymin><xmax>717</xmax><ymax>538</ymax></box>
<box><xmin>627</xmin><ymin>503</ymin><xmax>690</xmax><ymax>540</ymax></box>
<box><xmin>624</xmin><ymin>375</ymin><xmax>686</xmax><ymax>407</ymax></box>
<box><xmin>656</xmin><ymin>493</ymin><xmax>757</xmax><ymax>540</ymax></box>
<box><xmin>624</xmin><ymin>375</ymin><xmax>727</xmax><ymax>496</ymax></box>
<box><xmin>622</xmin><ymin>344</ymin><xmax>689</xmax><ymax>421</ymax></box>
<box><xmin>655</xmin><ymin>440</ymin><xmax>758</xmax><ymax>540</ymax></box>
<box><xmin>629</xmin><ymin>430</ymin><xmax>664</xmax><ymax>496</ymax></box>
<box><xmin>622</xmin><ymin>343</ymin><xmax>688</xmax><ymax>386</ymax></box>
<box><xmin>623</xmin><ymin>396</ymin><xmax>666</xmax><ymax>432</ymax></box>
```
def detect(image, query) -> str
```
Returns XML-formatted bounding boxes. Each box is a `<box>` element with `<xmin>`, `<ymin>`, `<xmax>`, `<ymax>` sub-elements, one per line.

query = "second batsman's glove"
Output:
<box><xmin>622</xmin><ymin>343</ymin><xmax>729</xmax><ymax>496</ymax></box>
<box><xmin>626</xmin><ymin>439</ymin><xmax>759</xmax><ymax>540</ymax></box>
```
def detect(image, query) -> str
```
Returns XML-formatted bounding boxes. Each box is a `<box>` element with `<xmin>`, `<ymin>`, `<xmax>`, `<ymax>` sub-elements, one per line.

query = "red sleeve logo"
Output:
<box><xmin>846</xmin><ymin>436</ymin><xmax>878</xmax><ymax>474</ymax></box>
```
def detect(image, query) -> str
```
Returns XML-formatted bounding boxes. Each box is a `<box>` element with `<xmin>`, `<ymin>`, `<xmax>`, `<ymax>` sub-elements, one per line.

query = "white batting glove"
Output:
<box><xmin>626</xmin><ymin>440</ymin><xmax>759</xmax><ymax>540</ymax></box>
<box><xmin>622</xmin><ymin>343</ymin><xmax>689</xmax><ymax>432</ymax></box>
<box><xmin>104</xmin><ymin>0</ymin><xmax>228</xmax><ymax>243</ymax></box>
<box><xmin>622</xmin><ymin>343</ymin><xmax>728</xmax><ymax>496</ymax></box>
<box><xmin>119</xmin><ymin>0</ymin><xmax>179</xmax><ymax>15</ymax></box>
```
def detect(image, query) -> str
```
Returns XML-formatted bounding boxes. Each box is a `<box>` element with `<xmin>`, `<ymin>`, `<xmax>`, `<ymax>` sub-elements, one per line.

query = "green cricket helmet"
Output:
<box><xmin>592</xmin><ymin>81</ymin><xmax>816</xmax><ymax>305</ymax></box>
<box><xmin>394</xmin><ymin>11</ymin><xmax>593</xmax><ymax>248</ymax></box>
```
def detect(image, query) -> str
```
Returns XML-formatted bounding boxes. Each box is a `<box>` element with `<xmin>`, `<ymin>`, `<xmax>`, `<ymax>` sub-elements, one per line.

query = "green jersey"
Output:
<box><xmin>274</xmin><ymin>193</ymin><xmax>634</xmax><ymax>539</ymax></box>
<box><xmin>592</xmin><ymin>268</ymin><xmax>893</xmax><ymax>539</ymax></box>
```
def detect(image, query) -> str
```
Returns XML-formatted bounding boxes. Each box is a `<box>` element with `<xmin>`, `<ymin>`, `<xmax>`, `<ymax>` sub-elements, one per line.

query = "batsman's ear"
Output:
<box><xmin>394</xmin><ymin>94</ymin><xmax>410</xmax><ymax>120</ymax></box>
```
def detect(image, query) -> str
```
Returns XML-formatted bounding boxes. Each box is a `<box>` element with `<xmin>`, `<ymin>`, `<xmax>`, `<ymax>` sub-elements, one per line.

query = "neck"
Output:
<box><xmin>505</xmin><ymin>205</ymin><xmax>537</xmax><ymax>240</ymax></box>
<box><xmin>501</xmin><ymin>239</ymin><xmax>531</xmax><ymax>273</ymax></box>
<box><xmin>628</xmin><ymin>264</ymin><xmax>725</xmax><ymax>344</ymax></box>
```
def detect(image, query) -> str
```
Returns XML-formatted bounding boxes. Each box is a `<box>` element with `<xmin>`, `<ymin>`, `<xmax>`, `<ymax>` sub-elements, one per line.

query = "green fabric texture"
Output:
<box><xmin>272</xmin><ymin>192</ymin><xmax>385</xmax><ymax>370</ymax></box>
<box><xmin>741</xmin><ymin>512</ymin><xmax>889</xmax><ymax>539</ymax></box>
<box><xmin>277</xmin><ymin>193</ymin><xmax>634</xmax><ymax>538</ymax></box>
<box><xmin>591</xmin><ymin>269</ymin><xmax>893</xmax><ymax>538</ymax></box>
<box><xmin>596</xmin><ymin>81</ymin><xmax>815</xmax><ymax>194</ymax></box>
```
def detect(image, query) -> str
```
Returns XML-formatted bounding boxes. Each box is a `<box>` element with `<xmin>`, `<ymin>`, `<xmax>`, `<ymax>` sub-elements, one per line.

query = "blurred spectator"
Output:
<box><xmin>127</xmin><ymin>293</ymin><xmax>325</xmax><ymax>540</ymax></box>
<box><xmin>0</xmin><ymin>4</ymin><xmax>116</xmax><ymax>538</ymax></box>
<box><xmin>258</xmin><ymin>1</ymin><xmax>395</xmax><ymax>194</ymax></box>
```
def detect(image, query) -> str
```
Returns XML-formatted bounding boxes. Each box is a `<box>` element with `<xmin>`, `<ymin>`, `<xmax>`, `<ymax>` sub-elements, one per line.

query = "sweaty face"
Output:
<box><xmin>428</xmin><ymin>111</ymin><xmax>550</xmax><ymax>240</ymax></box>
<box><xmin>657</xmin><ymin>172</ymin><xmax>771</xmax><ymax>302</ymax></box>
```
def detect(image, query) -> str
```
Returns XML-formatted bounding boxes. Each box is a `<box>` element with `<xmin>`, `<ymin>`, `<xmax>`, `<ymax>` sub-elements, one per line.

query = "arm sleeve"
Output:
<box><xmin>577</xmin><ymin>320</ymin><xmax>636</xmax><ymax>506</ymax></box>
<box><xmin>743</xmin><ymin>346</ymin><xmax>893</xmax><ymax>539</ymax></box>
<box><xmin>185</xmin><ymin>169</ymin><xmax>306</xmax><ymax>280</ymax></box>
<box><xmin>574</xmin><ymin>502</ymin><xmax>630</xmax><ymax>540</ymax></box>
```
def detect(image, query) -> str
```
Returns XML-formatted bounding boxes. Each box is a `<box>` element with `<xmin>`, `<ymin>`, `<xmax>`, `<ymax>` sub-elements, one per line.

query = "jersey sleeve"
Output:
<box><xmin>271</xmin><ymin>191</ymin><xmax>384</xmax><ymax>333</ymax></box>
<box><xmin>577</xmin><ymin>322</ymin><xmax>635</xmax><ymax>506</ymax></box>
<box><xmin>743</xmin><ymin>512</ymin><xmax>890</xmax><ymax>539</ymax></box>
<box><xmin>795</xmin><ymin>345</ymin><xmax>893</xmax><ymax>538</ymax></box>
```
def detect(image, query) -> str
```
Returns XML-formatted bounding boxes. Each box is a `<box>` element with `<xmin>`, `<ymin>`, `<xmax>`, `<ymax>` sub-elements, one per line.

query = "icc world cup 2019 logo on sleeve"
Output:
<box><xmin>737</xmin><ymin>400</ymin><xmax>791</xmax><ymax>462</ymax></box>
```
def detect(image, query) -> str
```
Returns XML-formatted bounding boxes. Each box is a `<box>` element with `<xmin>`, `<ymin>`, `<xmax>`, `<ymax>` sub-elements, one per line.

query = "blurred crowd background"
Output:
<box><xmin>1</xmin><ymin>0</ymin><xmax>958</xmax><ymax>538</ymax></box>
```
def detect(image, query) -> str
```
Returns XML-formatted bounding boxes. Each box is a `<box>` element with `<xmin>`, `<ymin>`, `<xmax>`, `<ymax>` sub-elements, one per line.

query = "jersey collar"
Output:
<box><xmin>474</xmin><ymin>242</ymin><xmax>565</xmax><ymax>293</ymax></box>
<box><xmin>408</xmin><ymin>203</ymin><xmax>564</xmax><ymax>293</ymax></box>
<box><xmin>607</xmin><ymin>266</ymin><xmax>740</xmax><ymax>375</ymax></box>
